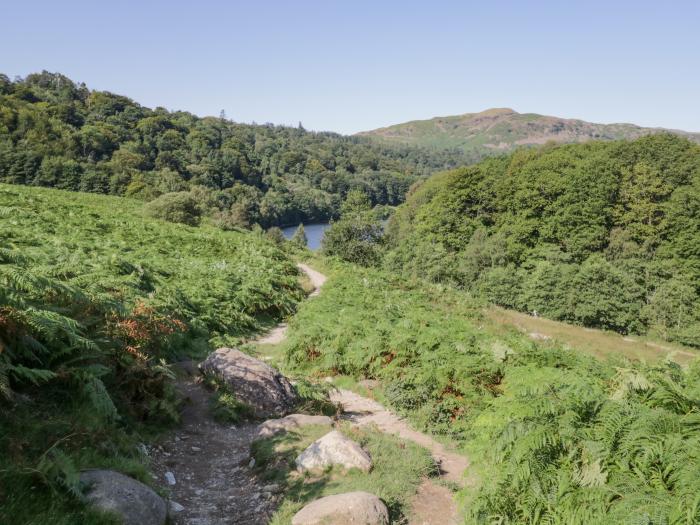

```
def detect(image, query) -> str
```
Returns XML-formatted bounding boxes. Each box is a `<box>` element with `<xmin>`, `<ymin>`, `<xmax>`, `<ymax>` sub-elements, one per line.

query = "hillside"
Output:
<box><xmin>0</xmin><ymin>72</ymin><xmax>463</xmax><ymax>229</ymax></box>
<box><xmin>0</xmin><ymin>184</ymin><xmax>305</xmax><ymax>523</ymax></box>
<box><xmin>281</xmin><ymin>264</ymin><xmax>700</xmax><ymax>524</ymax></box>
<box><xmin>358</xmin><ymin>107</ymin><xmax>700</xmax><ymax>162</ymax></box>
<box><xmin>385</xmin><ymin>133</ymin><xmax>700</xmax><ymax>346</ymax></box>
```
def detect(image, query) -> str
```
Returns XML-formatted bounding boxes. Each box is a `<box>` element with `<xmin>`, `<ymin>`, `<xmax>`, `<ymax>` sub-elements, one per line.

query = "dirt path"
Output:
<box><xmin>329</xmin><ymin>388</ymin><xmax>468</xmax><ymax>525</ymax></box>
<box><xmin>329</xmin><ymin>389</ymin><xmax>468</xmax><ymax>484</ymax></box>
<box><xmin>254</xmin><ymin>263</ymin><xmax>327</xmax><ymax>345</ymax></box>
<box><xmin>151</xmin><ymin>375</ymin><xmax>276</xmax><ymax>524</ymax></box>
<box><xmin>154</xmin><ymin>263</ymin><xmax>467</xmax><ymax>524</ymax></box>
<box><xmin>150</xmin><ymin>263</ymin><xmax>325</xmax><ymax>524</ymax></box>
<box><xmin>296</xmin><ymin>263</ymin><xmax>326</xmax><ymax>295</ymax></box>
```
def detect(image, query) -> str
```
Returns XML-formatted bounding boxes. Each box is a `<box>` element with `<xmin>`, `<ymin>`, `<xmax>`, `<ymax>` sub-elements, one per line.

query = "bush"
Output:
<box><xmin>144</xmin><ymin>191</ymin><xmax>201</xmax><ymax>225</ymax></box>
<box><xmin>322</xmin><ymin>215</ymin><xmax>384</xmax><ymax>266</ymax></box>
<box><xmin>290</xmin><ymin>223</ymin><xmax>307</xmax><ymax>248</ymax></box>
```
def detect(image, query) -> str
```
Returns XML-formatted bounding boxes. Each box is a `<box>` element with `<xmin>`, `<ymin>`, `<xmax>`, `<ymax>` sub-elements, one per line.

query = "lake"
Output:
<box><xmin>281</xmin><ymin>222</ymin><xmax>331</xmax><ymax>250</ymax></box>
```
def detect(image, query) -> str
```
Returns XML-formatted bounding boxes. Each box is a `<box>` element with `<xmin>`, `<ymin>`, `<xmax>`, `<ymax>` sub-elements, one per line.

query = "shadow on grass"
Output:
<box><xmin>250</xmin><ymin>423</ymin><xmax>438</xmax><ymax>524</ymax></box>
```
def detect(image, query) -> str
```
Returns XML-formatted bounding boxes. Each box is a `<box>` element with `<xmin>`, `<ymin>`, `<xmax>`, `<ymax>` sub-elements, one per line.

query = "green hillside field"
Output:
<box><xmin>0</xmin><ymin>183</ymin><xmax>304</xmax><ymax>524</ymax></box>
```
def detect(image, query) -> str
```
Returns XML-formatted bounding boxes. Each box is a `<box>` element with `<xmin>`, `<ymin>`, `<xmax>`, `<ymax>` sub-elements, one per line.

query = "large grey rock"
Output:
<box><xmin>295</xmin><ymin>430</ymin><xmax>372</xmax><ymax>473</ymax></box>
<box><xmin>291</xmin><ymin>491</ymin><xmax>389</xmax><ymax>525</ymax></box>
<box><xmin>80</xmin><ymin>469</ymin><xmax>167</xmax><ymax>525</ymax></box>
<box><xmin>256</xmin><ymin>414</ymin><xmax>333</xmax><ymax>439</ymax></box>
<box><xmin>200</xmin><ymin>348</ymin><xmax>298</xmax><ymax>417</ymax></box>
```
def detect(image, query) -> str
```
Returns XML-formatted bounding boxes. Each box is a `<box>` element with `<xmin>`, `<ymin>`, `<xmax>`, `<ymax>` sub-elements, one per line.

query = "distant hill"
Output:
<box><xmin>358</xmin><ymin>108</ymin><xmax>700</xmax><ymax>161</ymax></box>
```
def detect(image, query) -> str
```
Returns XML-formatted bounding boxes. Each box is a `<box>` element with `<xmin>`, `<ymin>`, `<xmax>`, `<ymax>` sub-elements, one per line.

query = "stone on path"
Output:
<box><xmin>200</xmin><ymin>348</ymin><xmax>298</xmax><ymax>417</ymax></box>
<box><xmin>291</xmin><ymin>491</ymin><xmax>389</xmax><ymax>525</ymax></box>
<box><xmin>80</xmin><ymin>469</ymin><xmax>167</xmax><ymax>525</ymax></box>
<box><xmin>255</xmin><ymin>414</ymin><xmax>333</xmax><ymax>439</ymax></box>
<box><xmin>295</xmin><ymin>430</ymin><xmax>372</xmax><ymax>473</ymax></box>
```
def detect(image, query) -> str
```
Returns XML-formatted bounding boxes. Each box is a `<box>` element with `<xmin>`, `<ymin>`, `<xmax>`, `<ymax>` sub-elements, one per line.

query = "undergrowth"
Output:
<box><xmin>281</xmin><ymin>265</ymin><xmax>700</xmax><ymax>524</ymax></box>
<box><xmin>251</xmin><ymin>423</ymin><xmax>437</xmax><ymax>524</ymax></box>
<box><xmin>0</xmin><ymin>184</ymin><xmax>304</xmax><ymax>522</ymax></box>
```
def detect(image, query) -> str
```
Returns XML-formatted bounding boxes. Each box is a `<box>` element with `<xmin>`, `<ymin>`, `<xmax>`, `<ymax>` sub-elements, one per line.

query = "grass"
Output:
<box><xmin>488</xmin><ymin>306</ymin><xmax>699</xmax><ymax>366</ymax></box>
<box><xmin>0</xmin><ymin>389</ymin><xmax>157</xmax><ymax>525</ymax></box>
<box><xmin>278</xmin><ymin>262</ymin><xmax>700</xmax><ymax>524</ymax></box>
<box><xmin>251</xmin><ymin>423</ymin><xmax>437</xmax><ymax>524</ymax></box>
<box><xmin>0</xmin><ymin>184</ymin><xmax>306</xmax><ymax>524</ymax></box>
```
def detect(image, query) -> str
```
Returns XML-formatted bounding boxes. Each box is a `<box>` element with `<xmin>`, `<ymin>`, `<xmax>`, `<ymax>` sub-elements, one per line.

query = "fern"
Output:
<box><xmin>36</xmin><ymin>448</ymin><xmax>82</xmax><ymax>499</ymax></box>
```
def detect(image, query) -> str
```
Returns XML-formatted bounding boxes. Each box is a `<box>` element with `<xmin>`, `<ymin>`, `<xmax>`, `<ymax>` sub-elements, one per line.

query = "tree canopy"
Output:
<box><xmin>0</xmin><ymin>71</ymin><xmax>464</xmax><ymax>228</ymax></box>
<box><xmin>386</xmin><ymin>134</ymin><xmax>700</xmax><ymax>345</ymax></box>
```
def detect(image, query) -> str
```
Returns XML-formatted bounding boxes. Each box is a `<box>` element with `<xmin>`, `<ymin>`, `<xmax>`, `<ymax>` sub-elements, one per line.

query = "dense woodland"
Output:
<box><xmin>384</xmin><ymin>134</ymin><xmax>700</xmax><ymax>346</ymax></box>
<box><xmin>0</xmin><ymin>72</ymin><xmax>462</xmax><ymax>227</ymax></box>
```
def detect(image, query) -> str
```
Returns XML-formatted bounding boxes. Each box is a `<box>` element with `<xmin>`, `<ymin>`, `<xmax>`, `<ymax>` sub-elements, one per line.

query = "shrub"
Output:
<box><xmin>144</xmin><ymin>191</ymin><xmax>201</xmax><ymax>225</ymax></box>
<box><xmin>290</xmin><ymin>223</ymin><xmax>307</xmax><ymax>248</ymax></box>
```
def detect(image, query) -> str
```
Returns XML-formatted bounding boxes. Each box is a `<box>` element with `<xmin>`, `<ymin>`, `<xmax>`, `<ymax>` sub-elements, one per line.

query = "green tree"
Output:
<box><xmin>144</xmin><ymin>191</ymin><xmax>201</xmax><ymax>226</ymax></box>
<box><xmin>291</xmin><ymin>223</ymin><xmax>308</xmax><ymax>248</ymax></box>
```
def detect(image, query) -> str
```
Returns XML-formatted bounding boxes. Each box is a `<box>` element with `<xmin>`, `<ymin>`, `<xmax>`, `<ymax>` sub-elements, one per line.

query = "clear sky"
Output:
<box><xmin>2</xmin><ymin>0</ymin><xmax>699</xmax><ymax>134</ymax></box>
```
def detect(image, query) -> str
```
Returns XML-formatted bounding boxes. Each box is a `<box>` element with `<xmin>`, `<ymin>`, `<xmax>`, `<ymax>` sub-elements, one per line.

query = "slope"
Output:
<box><xmin>358</xmin><ymin>107</ymin><xmax>700</xmax><ymax>162</ymax></box>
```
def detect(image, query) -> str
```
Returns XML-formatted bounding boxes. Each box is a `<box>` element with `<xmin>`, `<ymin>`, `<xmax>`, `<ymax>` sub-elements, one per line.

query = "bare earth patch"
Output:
<box><xmin>151</xmin><ymin>376</ymin><xmax>278</xmax><ymax>524</ymax></box>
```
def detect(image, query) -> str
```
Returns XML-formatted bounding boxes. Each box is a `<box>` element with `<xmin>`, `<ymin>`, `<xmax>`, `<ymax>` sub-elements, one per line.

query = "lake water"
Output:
<box><xmin>281</xmin><ymin>222</ymin><xmax>331</xmax><ymax>250</ymax></box>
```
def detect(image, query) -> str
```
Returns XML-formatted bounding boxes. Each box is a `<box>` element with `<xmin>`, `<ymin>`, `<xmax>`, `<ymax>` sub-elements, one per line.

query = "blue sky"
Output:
<box><xmin>2</xmin><ymin>0</ymin><xmax>699</xmax><ymax>134</ymax></box>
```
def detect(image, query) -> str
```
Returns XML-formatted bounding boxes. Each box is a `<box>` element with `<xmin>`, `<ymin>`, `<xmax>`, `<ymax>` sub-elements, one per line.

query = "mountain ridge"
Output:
<box><xmin>357</xmin><ymin>108</ymin><xmax>700</xmax><ymax>161</ymax></box>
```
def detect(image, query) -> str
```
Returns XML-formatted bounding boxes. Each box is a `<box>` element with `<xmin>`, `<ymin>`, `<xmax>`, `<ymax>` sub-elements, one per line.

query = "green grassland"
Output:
<box><xmin>358</xmin><ymin>108</ymin><xmax>700</xmax><ymax>161</ymax></box>
<box><xmin>280</xmin><ymin>265</ymin><xmax>700</xmax><ymax>524</ymax></box>
<box><xmin>0</xmin><ymin>184</ymin><xmax>305</xmax><ymax>523</ymax></box>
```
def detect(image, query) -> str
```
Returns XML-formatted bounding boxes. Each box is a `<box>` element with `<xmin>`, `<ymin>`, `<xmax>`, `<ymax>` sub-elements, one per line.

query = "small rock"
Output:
<box><xmin>295</xmin><ymin>430</ymin><xmax>372</xmax><ymax>473</ymax></box>
<box><xmin>248</xmin><ymin>458</ymin><xmax>256</xmax><ymax>468</ymax></box>
<box><xmin>291</xmin><ymin>491</ymin><xmax>388</xmax><ymax>525</ymax></box>
<box><xmin>263</xmin><ymin>483</ymin><xmax>281</xmax><ymax>493</ymax></box>
<box><xmin>137</xmin><ymin>443</ymin><xmax>149</xmax><ymax>456</ymax></box>
<box><xmin>80</xmin><ymin>469</ymin><xmax>167</xmax><ymax>525</ymax></box>
<box><xmin>164</xmin><ymin>471</ymin><xmax>176</xmax><ymax>485</ymax></box>
<box><xmin>191</xmin><ymin>446</ymin><xmax>201</xmax><ymax>452</ymax></box>
<box><xmin>174</xmin><ymin>436</ymin><xmax>181</xmax><ymax>442</ymax></box>
<box><xmin>169</xmin><ymin>501</ymin><xmax>185</xmax><ymax>513</ymax></box>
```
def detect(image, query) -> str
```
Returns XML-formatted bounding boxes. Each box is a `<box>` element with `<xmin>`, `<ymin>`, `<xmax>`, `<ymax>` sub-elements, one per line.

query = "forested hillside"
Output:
<box><xmin>0</xmin><ymin>184</ymin><xmax>304</xmax><ymax>523</ymax></box>
<box><xmin>0</xmin><ymin>72</ymin><xmax>462</xmax><ymax>228</ymax></box>
<box><xmin>359</xmin><ymin>108</ymin><xmax>700</xmax><ymax>163</ymax></box>
<box><xmin>386</xmin><ymin>134</ymin><xmax>700</xmax><ymax>346</ymax></box>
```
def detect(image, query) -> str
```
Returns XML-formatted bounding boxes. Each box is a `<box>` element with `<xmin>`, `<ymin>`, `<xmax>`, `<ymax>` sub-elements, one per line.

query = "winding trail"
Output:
<box><xmin>330</xmin><ymin>388</ymin><xmax>467</xmax><ymax>524</ymax></box>
<box><xmin>153</xmin><ymin>263</ymin><xmax>467</xmax><ymax>524</ymax></box>
<box><xmin>261</xmin><ymin>264</ymin><xmax>468</xmax><ymax>524</ymax></box>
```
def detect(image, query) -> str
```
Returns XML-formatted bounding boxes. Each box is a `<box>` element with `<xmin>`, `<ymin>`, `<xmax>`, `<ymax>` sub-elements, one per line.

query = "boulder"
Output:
<box><xmin>256</xmin><ymin>414</ymin><xmax>333</xmax><ymax>439</ymax></box>
<box><xmin>291</xmin><ymin>491</ymin><xmax>389</xmax><ymax>525</ymax></box>
<box><xmin>80</xmin><ymin>469</ymin><xmax>167</xmax><ymax>525</ymax></box>
<box><xmin>295</xmin><ymin>430</ymin><xmax>372</xmax><ymax>473</ymax></box>
<box><xmin>200</xmin><ymin>348</ymin><xmax>298</xmax><ymax>417</ymax></box>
